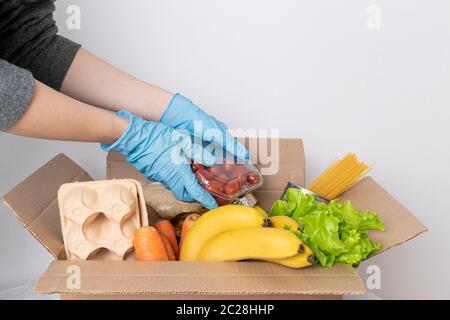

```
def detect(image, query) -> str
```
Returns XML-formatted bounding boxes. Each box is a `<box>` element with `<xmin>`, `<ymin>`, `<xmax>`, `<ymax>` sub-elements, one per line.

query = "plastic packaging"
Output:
<box><xmin>191</xmin><ymin>160</ymin><xmax>263</xmax><ymax>205</ymax></box>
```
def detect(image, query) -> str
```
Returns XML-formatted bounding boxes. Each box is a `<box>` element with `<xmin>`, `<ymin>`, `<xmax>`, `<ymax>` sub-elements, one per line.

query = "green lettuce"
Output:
<box><xmin>270</xmin><ymin>188</ymin><xmax>384</xmax><ymax>267</ymax></box>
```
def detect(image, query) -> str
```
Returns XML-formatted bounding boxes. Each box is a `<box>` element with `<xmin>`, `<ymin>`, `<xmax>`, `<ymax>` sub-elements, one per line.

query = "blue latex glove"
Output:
<box><xmin>160</xmin><ymin>94</ymin><xmax>249</xmax><ymax>160</ymax></box>
<box><xmin>101</xmin><ymin>110</ymin><xmax>218</xmax><ymax>209</ymax></box>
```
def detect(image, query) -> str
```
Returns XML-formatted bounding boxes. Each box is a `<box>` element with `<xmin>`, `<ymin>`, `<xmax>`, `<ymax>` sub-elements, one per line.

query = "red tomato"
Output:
<box><xmin>203</xmin><ymin>179</ymin><xmax>223</xmax><ymax>195</ymax></box>
<box><xmin>231</xmin><ymin>165</ymin><xmax>249</xmax><ymax>179</ymax></box>
<box><xmin>222</xmin><ymin>162</ymin><xmax>235</xmax><ymax>174</ymax></box>
<box><xmin>224</xmin><ymin>179</ymin><xmax>243</xmax><ymax>196</ymax></box>
<box><xmin>209</xmin><ymin>165</ymin><xmax>225</xmax><ymax>177</ymax></box>
<box><xmin>195</xmin><ymin>169</ymin><xmax>213</xmax><ymax>184</ymax></box>
<box><xmin>206</xmin><ymin>164</ymin><xmax>231</xmax><ymax>183</ymax></box>
<box><xmin>214</xmin><ymin>196</ymin><xmax>229</xmax><ymax>206</ymax></box>
<box><xmin>246</xmin><ymin>172</ymin><xmax>261</xmax><ymax>185</ymax></box>
<box><xmin>191</xmin><ymin>163</ymin><xmax>204</xmax><ymax>173</ymax></box>
<box><xmin>214</xmin><ymin>172</ymin><xmax>231</xmax><ymax>183</ymax></box>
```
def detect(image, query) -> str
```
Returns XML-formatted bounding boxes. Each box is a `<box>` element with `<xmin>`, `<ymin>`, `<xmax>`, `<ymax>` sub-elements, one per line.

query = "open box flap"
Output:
<box><xmin>2</xmin><ymin>154</ymin><xmax>93</xmax><ymax>258</ymax></box>
<box><xmin>107</xmin><ymin>138</ymin><xmax>306</xmax><ymax>191</ymax></box>
<box><xmin>339</xmin><ymin>176</ymin><xmax>427</xmax><ymax>255</ymax></box>
<box><xmin>35</xmin><ymin>260</ymin><xmax>365</xmax><ymax>295</ymax></box>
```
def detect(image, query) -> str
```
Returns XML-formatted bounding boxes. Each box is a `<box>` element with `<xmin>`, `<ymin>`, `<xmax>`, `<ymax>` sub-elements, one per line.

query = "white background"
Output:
<box><xmin>1</xmin><ymin>0</ymin><xmax>449</xmax><ymax>299</ymax></box>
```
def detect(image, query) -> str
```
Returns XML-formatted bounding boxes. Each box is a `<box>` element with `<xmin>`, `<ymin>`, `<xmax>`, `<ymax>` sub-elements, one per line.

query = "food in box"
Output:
<box><xmin>191</xmin><ymin>160</ymin><xmax>263</xmax><ymax>205</ymax></box>
<box><xmin>141</xmin><ymin>182</ymin><xmax>205</xmax><ymax>220</ymax></box>
<box><xmin>1</xmin><ymin>139</ymin><xmax>427</xmax><ymax>299</ymax></box>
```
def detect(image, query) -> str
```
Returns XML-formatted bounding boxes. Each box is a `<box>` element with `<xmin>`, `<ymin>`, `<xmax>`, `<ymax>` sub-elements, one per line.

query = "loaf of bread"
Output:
<box><xmin>141</xmin><ymin>182</ymin><xmax>206</xmax><ymax>220</ymax></box>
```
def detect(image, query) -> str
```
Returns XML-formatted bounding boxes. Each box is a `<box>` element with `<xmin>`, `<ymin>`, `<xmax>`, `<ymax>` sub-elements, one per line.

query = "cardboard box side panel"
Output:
<box><xmin>2</xmin><ymin>154</ymin><xmax>94</xmax><ymax>258</ymax></box>
<box><xmin>340</xmin><ymin>177</ymin><xmax>428</xmax><ymax>255</ymax></box>
<box><xmin>106</xmin><ymin>159</ymin><xmax>147</xmax><ymax>183</ymax></box>
<box><xmin>252</xmin><ymin>190</ymin><xmax>283</xmax><ymax>212</ymax></box>
<box><xmin>35</xmin><ymin>261</ymin><xmax>365</xmax><ymax>295</ymax></box>
<box><xmin>242</xmin><ymin>137</ymin><xmax>305</xmax><ymax>166</ymax></box>
<box><xmin>256</xmin><ymin>163</ymin><xmax>305</xmax><ymax>191</ymax></box>
<box><xmin>106</xmin><ymin>151</ymin><xmax>126</xmax><ymax>161</ymax></box>
<box><xmin>59</xmin><ymin>293</ymin><xmax>342</xmax><ymax>300</ymax></box>
<box><xmin>106</xmin><ymin>138</ymin><xmax>306</xmax><ymax>191</ymax></box>
<box><xmin>107</xmin><ymin>138</ymin><xmax>305</xmax><ymax>165</ymax></box>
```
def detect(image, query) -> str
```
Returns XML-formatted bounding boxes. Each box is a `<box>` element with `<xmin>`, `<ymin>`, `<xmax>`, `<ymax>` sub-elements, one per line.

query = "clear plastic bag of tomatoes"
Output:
<box><xmin>191</xmin><ymin>157</ymin><xmax>263</xmax><ymax>206</ymax></box>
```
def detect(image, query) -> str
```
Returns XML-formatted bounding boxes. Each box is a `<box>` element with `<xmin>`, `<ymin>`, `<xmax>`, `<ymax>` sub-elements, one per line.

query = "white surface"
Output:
<box><xmin>0</xmin><ymin>0</ymin><xmax>449</xmax><ymax>299</ymax></box>
<box><xmin>0</xmin><ymin>282</ymin><xmax>57</xmax><ymax>300</ymax></box>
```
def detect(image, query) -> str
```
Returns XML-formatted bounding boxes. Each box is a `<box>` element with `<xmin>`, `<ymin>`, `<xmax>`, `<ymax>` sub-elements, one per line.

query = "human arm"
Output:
<box><xmin>3</xmin><ymin>76</ymin><xmax>216</xmax><ymax>208</ymax></box>
<box><xmin>0</xmin><ymin>58</ymin><xmax>125</xmax><ymax>143</ymax></box>
<box><xmin>1</xmin><ymin>0</ymin><xmax>246</xmax><ymax>158</ymax></box>
<box><xmin>101</xmin><ymin>110</ymin><xmax>218</xmax><ymax>209</ymax></box>
<box><xmin>0</xmin><ymin>1</ymin><xmax>216</xmax><ymax>207</ymax></box>
<box><xmin>60</xmin><ymin>48</ymin><xmax>172</xmax><ymax>121</ymax></box>
<box><xmin>61</xmin><ymin>49</ymin><xmax>248</xmax><ymax>159</ymax></box>
<box><xmin>7</xmin><ymin>79</ymin><xmax>127</xmax><ymax>144</ymax></box>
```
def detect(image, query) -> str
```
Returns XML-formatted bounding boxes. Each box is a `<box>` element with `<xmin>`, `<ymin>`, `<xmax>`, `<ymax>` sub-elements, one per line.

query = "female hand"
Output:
<box><xmin>160</xmin><ymin>94</ymin><xmax>248</xmax><ymax>160</ymax></box>
<box><xmin>101</xmin><ymin>110</ymin><xmax>218</xmax><ymax>209</ymax></box>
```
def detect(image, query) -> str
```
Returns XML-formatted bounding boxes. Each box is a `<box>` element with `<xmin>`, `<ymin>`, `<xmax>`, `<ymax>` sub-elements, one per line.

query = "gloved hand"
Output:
<box><xmin>101</xmin><ymin>110</ymin><xmax>218</xmax><ymax>209</ymax></box>
<box><xmin>160</xmin><ymin>94</ymin><xmax>249</xmax><ymax>160</ymax></box>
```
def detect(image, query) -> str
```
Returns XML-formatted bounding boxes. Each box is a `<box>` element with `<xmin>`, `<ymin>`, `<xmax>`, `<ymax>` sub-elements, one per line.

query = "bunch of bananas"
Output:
<box><xmin>179</xmin><ymin>205</ymin><xmax>314</xmax><ymax>268</ymax></box>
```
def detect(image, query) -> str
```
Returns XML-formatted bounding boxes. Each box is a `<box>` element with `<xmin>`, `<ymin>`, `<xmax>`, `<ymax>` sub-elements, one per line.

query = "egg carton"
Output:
<box><xmin>58</xmin><ymin>179</ymin><xmax>148</xmax><ymax>260</ymax></box>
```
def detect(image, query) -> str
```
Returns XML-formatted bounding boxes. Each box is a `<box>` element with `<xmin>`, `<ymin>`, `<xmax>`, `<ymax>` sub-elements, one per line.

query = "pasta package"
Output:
<box><xmin>308</xmin><ymin>153</ymin><xmax>371</xmax><ymax>200</ymax></box>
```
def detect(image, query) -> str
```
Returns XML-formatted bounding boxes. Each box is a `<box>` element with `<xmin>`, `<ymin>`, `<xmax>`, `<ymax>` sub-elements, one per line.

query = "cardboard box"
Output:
<box><xmin>2</xmin><ymin>138</ymin><xmax>427</xmax><ymax>300</ymax></box>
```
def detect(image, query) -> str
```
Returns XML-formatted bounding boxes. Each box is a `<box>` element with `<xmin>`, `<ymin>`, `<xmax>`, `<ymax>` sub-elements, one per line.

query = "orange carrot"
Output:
<box><xmin>180</xmin><ymin>214</ymin><xmax>200</xmax><ymax>248</ymax></box>
<box><xmin>133</xmin><ymin>227</ymin><xmax>168</xmax><ymax>261</ymax></box>
<box><xmin>154</xmin><ymin>219</ymin><xmax>179</xmax><ymax>258</ymax></box>
<box><xmin>160</xmin><ymin>233</ymin><xmax>176</xmax><ymax>261</ymax></box>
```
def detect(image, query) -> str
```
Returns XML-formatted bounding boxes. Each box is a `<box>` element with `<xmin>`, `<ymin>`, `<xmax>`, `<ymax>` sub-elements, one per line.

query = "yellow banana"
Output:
<box><xmin>179</xmin><ymin>205</ymin><xmax>269</xmax><ymax>261</ymax></box>
<box><xmin>269</xmin><ymin>215</ymin><xmax>302</xmax><ymax>232</ymax></box>
<box><xmin>269</xmin><ymin>215</ymin><xmax>313</xmax><ymax>268</ymax></box>
<box><xmin>254</xmin><ymin>205</ymin><xmax>269</xmax><ymax>217</ymax></box>
<box><xmin>267</xmin><ymin>246</ymin><xmax>314</xmax><ymax>268</ymax></box>
<box><xmin>197</xmin><ymin>227</ymin><xmax>303</xmax><ymax>261</ymax></box>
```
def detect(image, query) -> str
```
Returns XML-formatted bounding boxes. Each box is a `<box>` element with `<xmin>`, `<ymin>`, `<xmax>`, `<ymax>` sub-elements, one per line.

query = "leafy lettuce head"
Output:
<box><xmin>270</xmin><ymin>188</ymin><xmax>384</xmax><ymax>267</ymax></box>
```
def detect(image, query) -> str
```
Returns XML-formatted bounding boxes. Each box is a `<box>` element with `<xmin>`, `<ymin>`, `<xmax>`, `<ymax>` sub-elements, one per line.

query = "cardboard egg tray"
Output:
<box><xmin>58</xmin><ymin>179</ymin><xmax>148</xmax><ymax>260</ymax></box>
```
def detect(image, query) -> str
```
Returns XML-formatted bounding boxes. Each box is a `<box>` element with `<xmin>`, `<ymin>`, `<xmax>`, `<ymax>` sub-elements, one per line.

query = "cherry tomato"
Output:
<box><xmin>214</xmin><ymin>196</ymin><xmax>229</xmax><ymax>206</ymax></box>
<box><xmin>195</xmin><ymin>169</ymin><xmax>213</xmax><ymax>184</ymax></box>
<box><xmin>246</xmin><ymin>172</ymin><xmax>261</xmax><ymax>185</ymax></box>
<box><xmin>231</xmin><ymin>164</ymin><xmax>249</xmax><ymax>179</ymax></box>
<box><xmin>224</xmin><ymin>179</ymin><xmax>242</xmax><ymax>196</ymax></box>
<box><xmin>214</xmin><ymin>172</ymin><xmax>231</xmax><ymax>183</ymax></box>
<box><xmin>222</xmin><ymin>162</ymin><xmax>235</xmax><ymax>174</ymax></box>
<box><xmin>203</xmin><ymin>179</ymin><xmax>223</xmax><ymax>195</ymax></box>
<box><xmin>191</xmin><ymin>163</ymin><xmax>204</xmax><ymax>173</ymax></box>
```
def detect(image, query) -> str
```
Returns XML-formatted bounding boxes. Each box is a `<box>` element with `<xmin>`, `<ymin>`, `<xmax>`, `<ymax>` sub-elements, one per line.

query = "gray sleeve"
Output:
<box><xmin>0</xmin><ymin>0</ymin><xmax>81</xmax><ymax>90</ymax></box>
<box><xmin>0</xmin><ymin>60</ymin><xmax>34</xmax><ymax>131</ymax></box>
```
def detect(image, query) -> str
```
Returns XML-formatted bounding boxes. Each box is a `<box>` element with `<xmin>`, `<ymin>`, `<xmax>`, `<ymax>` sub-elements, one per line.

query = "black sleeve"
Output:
<box><xmin>0</xmin><ymin>0</ymin><xmax>81</xmax><ymax>90</ymax></box>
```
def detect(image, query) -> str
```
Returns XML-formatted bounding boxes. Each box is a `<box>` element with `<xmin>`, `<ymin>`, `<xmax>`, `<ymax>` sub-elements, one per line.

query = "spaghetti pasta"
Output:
<box><xmin>308</xmin><ymin>153</ymin><xmax>371</xmax><ymax>200</ymax></box>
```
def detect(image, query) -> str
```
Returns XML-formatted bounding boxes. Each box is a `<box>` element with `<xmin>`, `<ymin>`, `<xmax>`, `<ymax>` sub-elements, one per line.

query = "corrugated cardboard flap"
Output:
<box><xmin>339</xmin><ymin>176</ymin><xmax>427</xmax><ymax>255</ymax></box>
<box><xmin>35</xmin><ymin>261</ymin><xmax>365</xmax><ymax>296</ymax></box>
<box><xmin>107</xmin><ymin>152</ymin><xmax>147</xmax><ymax>183</ymax></box>
<box><xmin>2</xmin><ymin>154</ymin><xmax>93</xmax><ymax>258</ymax></box>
